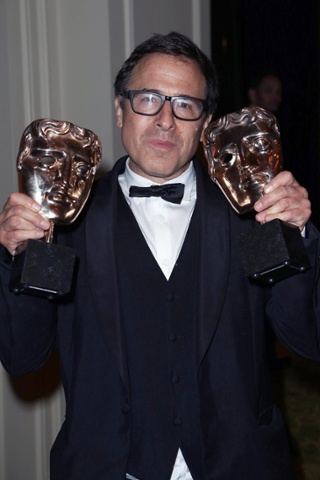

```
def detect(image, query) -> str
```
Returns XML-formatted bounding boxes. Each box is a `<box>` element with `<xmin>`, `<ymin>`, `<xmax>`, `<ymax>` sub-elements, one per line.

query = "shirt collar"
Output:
<box><xmin>121</xmin><ymin>157</ymin><xmax>196</xmax><ymax>202</ymax></box>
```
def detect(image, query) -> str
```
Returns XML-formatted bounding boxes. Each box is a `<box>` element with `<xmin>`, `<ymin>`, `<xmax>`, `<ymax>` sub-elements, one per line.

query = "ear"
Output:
<box><xmin>17</xmin><ymin>153</ymin><xmax>24</xmax><ymax>171</ymax></box>
<box><xmin>203</xmin><ymin>142</ymin><xmax>216</xmax><ymax>162</ymax></box>
<box><xmin>201</xmin><ymin>132</ymin><xmax>216</xmax><ymax>177</ymax></box>
<box><xmin>247</xmin><ymin>88</ymin><xmax>257</xmax><ymax>105</ymax></box>
<box><xmin>200</xmin><ymin>114</ymin><xmax>213</xmax><ymax>143</ymax></box>
<box><xmin>207</xmin><ymin>148</ymin><xmax>216</xmax><ymax>179</ymax></box>
<box><xmin>114</xmin><ymin>96</ymin><xmax>123</xmax><ymax>128</ymax></box>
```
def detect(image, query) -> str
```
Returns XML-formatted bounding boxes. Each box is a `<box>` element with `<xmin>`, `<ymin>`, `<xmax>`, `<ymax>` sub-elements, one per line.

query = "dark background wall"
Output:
<box><xmin>211</xmin><ymin>0</ymin><xmax>320</xmax><ymax>228</ymax></box>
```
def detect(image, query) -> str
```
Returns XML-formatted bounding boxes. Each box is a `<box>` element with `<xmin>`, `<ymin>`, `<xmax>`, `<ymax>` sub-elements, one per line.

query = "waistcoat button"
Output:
<box><xmin>174</xmin><ymin>417</ymin><xmax>183</xmax><ymax>426</ymax></box>
<box><xmin>168</xmin><ymin>332</ymin><xmax>177</xmax><ymax>341</ymax></box>
<box><xmin>171</xmin><ymin>374</ymin><xmax>180</xmax><ymax>384</ymax></box>
<box><xmin>121</xmin><ymin>402</ymin><xmax>130</xmax><ymax>413</ymax></box>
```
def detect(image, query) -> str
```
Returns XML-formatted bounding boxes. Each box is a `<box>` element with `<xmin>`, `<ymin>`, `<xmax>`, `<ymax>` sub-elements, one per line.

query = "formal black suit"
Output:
<box><xmin>0</xmin><ymin>156</ymin><xmax>319</xmax><ymax>479</ymax></box>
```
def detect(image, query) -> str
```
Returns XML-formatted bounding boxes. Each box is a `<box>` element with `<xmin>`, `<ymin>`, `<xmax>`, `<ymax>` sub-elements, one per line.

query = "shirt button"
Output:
<box><xmin>174</xmin><ymin>417</ymin><xmax>183</xmax><ymax>426</ymax></box>
<box><xmin>163</xmin><ymin>258</ymin><xmax>169</xmax><ymax>266</ymax></box>
<box><xmin>121</xmin><ymin>402</ymin><xmax>130</xmax><ymax>413</ymax></box>
<box><xmin>158</xmin><ymin>214</ymin><xmax>165</xmax><ymax>223</ymax></box>
<box><xmin>166</xmin><ymin>292</ymin><xmax>174</xmax><ymax>301</ymax></box>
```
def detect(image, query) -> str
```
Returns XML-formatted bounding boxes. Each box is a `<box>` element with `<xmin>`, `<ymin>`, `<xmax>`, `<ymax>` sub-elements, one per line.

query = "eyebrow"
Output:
<box><xmin>140</xmin><ymin>88</ymin><xmax>195</xmax><ymax>98</ymax></box>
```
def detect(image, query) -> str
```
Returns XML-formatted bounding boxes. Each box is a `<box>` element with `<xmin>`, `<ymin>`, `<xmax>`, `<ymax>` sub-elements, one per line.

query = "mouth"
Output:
<box><xmin>241</xmin><ymin>170</ymin><xmax>271</xmax><ymax>191</ymax></box>
<box><xmin>46</xmin><ymin>190</ymin><xmax>76</xmax><ymax>206</ymax></box>
<box><xmin>147</xmin><ymin>138</ymin><xmax>176</xmax><ymax>151</ymax></box>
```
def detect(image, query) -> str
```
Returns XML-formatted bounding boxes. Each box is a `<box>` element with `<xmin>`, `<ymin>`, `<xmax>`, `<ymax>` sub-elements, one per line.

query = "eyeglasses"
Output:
<box><xmin>121</xmin><ymin>90</ymin><xmax>208</xmax><ymax>121</ymax></box>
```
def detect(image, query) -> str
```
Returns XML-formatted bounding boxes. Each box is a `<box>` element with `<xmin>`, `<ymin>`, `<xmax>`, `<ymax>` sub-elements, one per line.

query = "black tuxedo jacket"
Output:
<box><xmin>0</xmin><ymin>156</ymin><xmax>320</xmax><ymax>480</ymax></box>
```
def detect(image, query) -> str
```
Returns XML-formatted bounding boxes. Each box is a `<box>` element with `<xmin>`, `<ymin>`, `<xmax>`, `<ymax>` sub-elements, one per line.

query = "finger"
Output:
<box><xmin>254</xmin><ymin>171</ymin><xmax>309</xmax><ymax>214</ymax></box>
<box><xmin>255</xmin><ymin>184</ymin><xmax>309</xmax><ymax>213</ymax></box>
<box><xmin>263</xmin><ymin>170</ymin><xmax>301</xmax><ymax>193</ymax></box>
<box><xmin>1</xmin><ymin>203</ymin><xmax>51</xmax><ymax>231</ymax></box>
<box><xmin>0</xmin><ymin>193</ymin><xmax>51</xmax><ymax>254</ymax></box>
<box><xmin>0</xmin><ymin>220</ymin><xmax>48</xmax><ymax>256</ymax></box>
<box><xmin>253</xmin><ymin>170</ymin><xmax>311</xmax><ymax>229</ymax></box>
<box><xmin>3</xmin><ymin>192</ymin><xmax>42</xmax><ymax>213</ymax></box>
<box><xmin>256</xmin><ymin>206</ymin><xmax>311</xmax><ymax>228</ymax></box>
<box><xmin>255</xmin><ymin>196</ymin><xmax>311</xmax><ymax>229</ymax></box>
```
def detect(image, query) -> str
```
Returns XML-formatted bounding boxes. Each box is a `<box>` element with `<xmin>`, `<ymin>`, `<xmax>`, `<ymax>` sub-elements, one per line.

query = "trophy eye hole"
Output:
<box><xmin>74</xmin><ymin>161</ymin><xmax>92</xmax><ymax>179</ymax></box>
<box><xmin>220</xmin><ymin>152</ymin><xmax>234</xmax><ymax>166</ymax></box>
<box><xmin>39</xmin><ymin>155</ymin><xmax>56</xmax><ymax>168</ymax></box>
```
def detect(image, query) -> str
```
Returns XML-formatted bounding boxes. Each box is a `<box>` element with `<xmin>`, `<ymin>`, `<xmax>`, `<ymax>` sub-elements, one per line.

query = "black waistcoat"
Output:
<box><xmin>115</xmin><ymin>187</ymin><xmax>205</xmax><ymax>479</ymax></box>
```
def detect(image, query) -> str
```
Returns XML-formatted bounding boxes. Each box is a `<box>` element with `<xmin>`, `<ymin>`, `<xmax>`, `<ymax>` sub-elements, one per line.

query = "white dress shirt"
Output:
<box><xmin>119</xmin><ymin>158</ymin><xmax>195</xmax><ymax>480</ymax></box>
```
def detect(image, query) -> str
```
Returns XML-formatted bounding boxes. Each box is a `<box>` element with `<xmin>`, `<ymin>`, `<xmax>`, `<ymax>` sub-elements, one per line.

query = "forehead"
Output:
<box><xmin>19</xmin><ymin>139</ymin><xmax>95</xmax><ymax>168</ymax></box>
<box><xmin>258</xmin><ymin>75</ymin><xmax>282</xmax><ymax>90</ymax></box>
<box><xmin>128</xmin><ymin>53</ymin><xmax>206</xmax><ymax>96</ymax></box>
<box><xmin>24</xmin><ymin>132</ymin><xmax>93</xmax><ymax>157</ymax></box>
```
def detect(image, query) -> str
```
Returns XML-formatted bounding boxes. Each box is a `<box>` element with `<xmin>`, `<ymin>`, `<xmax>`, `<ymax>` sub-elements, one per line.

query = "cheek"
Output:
<box><xmin>72</xmin><ymin>179</ymin><xmax>86</xmax><ymax>194</ymax></box>
<box><xmin>121</xmin><ymin>113</ymin><xmax>147</xmax><ymax>145</ymax></box>
<box><xmin>75</xmin><ymin>179</ymin><xmax>93</xmax><ymax>197</ymax></box>
<box><xmin>121</xmin><ymin>126</ymin><xmax>139</xmax><ymax>156</ymax></box>
<box><xmin>21</xmin><ymin>158</ymin><xmax>38</xmax><ymax>169</ymax></box>
<box><xmin>29</xmin><ymin>171</ymin><xmax>55</xmax><ymax>186</ymax></box>
<box><xmin>213</xmin><ymin>163</ymin><xmax>227</xmax><ymax>182</ymax></box>
<box><xmin>181</xmin><ymin>125</ymin><xmax>203</xmax><ymax>150</ymax></box>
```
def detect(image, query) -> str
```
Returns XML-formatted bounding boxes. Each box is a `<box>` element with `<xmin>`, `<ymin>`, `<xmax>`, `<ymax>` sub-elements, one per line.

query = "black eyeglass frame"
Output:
<box><xmin>121</xmin><ymin>90</ymin><xmax>208</xmax><ymax>121</ymax></box>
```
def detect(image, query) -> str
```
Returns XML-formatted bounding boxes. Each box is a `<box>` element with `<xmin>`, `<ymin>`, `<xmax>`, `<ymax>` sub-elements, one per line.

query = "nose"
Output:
<box><xmin>240</xmin><ymin>140</ymin><xmax>262</xmax><ymax>169</ymax></box>
<box><xmin>241</xmin><ymin>153</ymin><xmax>260</xmax><ymax>170</ymax></box>
<box><xmin>155</xmin><ymin>100</ymin><xmax>175</xmax><ymax>131</ymax></box>
<box><xmin>55</xmin><ymin>157</ymin><xmax>73</xmax><ymax>186</ymax></box>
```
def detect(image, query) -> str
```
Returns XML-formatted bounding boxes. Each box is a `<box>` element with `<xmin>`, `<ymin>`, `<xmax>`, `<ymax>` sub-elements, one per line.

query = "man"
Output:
<box><xmin>247</xmin><ymin>69</ymin><xmax>282</xmax><ymax>113</ymax></box>
<box><xmin>0</xmin><ymin>32</ymin><xmax>319</xmax><ymax>480</ymax></box>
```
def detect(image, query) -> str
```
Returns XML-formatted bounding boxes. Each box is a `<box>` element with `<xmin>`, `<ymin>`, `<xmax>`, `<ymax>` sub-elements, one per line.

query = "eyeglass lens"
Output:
<box><xmin>130</xmin><ymin>92</ymin><xmax>204</xmax><ymax>120</ymax></box>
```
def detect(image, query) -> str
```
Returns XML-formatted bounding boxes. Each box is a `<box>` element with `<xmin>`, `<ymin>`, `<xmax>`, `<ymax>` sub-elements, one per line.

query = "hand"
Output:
<box><xmin>254</xmin><ymin>171</ymin><xmax>311</xmax><ymax>231</ymax></box>
<box><xmin>0</xmin><ymin>192</ymin><xmax>51</xmax><ymax>256</ymax></box>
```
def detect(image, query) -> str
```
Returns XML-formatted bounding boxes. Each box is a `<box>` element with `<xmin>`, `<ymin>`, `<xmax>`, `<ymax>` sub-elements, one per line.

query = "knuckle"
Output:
<box><xmin>278</xmin><ymin>198</ymin><xmax>289</xmax><ymax>211</ymax></box>
<box><xmin>279</xmin><ymin>170</ymin><xmax>293</xmax><ymax>184</ymax></box>
<box><xmin>291</xmin><ymin>184</ymin><xmax>308</xmax><ymax>201</ymax></box>
<box><xmin>300</xmin><ymin>186</ymin><xmax>309</xmax><ymax>198</ymax></box>
<box><xmin>7</xmin><ymin>214</ymin><xmax>22</xmax><ymax>229</ymax></box>
<box><xmin>6</xmin><ymin>192</ymin><xmax>20</xmax><ymax>207</ymax></box>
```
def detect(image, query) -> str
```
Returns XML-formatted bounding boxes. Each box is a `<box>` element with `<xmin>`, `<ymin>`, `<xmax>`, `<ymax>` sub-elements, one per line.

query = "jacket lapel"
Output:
<box><xmin>85</xmin><ymin>157</ymin><xmax>129</xmax><ymax>388</ymax></box>
<box><xmin>194</xmin><ymin>161</ymin><xmax>232</xmax><ymax>366</ymax></box>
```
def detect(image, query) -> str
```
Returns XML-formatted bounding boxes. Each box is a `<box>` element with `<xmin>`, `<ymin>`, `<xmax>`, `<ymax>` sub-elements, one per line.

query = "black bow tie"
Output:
<box><xmin>129</xmin><ymin>183</ymin><xmax>185</xmax><ymax>204</ymax></box>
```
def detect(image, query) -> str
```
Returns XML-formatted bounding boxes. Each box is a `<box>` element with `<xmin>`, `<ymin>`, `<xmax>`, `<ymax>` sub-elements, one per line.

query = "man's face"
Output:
<box><xmin>115</xmin><ymin>53</ymin><xmax>212</xmax><ymax>183</ymax></box>
<box><xmin>251</xmin><ymin>75</ymin><xmax>282</xmax><ymax>113</ymax></box>
<box><xmin>18</xmin><ymin>129</ymin><xmax>100</xmax><ymax>224</ymax></box>
<box><xmin>205</xmin><ymin>114</ymin><xmax>282</xmax><ymax>214</ymax></box>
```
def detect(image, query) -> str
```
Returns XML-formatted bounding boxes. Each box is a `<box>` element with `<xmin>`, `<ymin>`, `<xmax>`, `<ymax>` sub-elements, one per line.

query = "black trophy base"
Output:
<box><xmin>238</xmin><ymin>219</ymin><xmax>310</xmax><ymax>284</ymax></box>
<box><xmin>9</xmin><ymin>239</ymin><xmax>76</xmax><ymax>299</ymax></box>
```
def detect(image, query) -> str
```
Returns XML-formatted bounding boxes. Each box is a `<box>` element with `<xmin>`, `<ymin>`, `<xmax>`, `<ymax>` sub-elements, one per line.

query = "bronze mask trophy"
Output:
<box><xmin>9</xmin><ymin>118</ymin><xmax>102</xmax><ymax>298</ymax></box>
<box><xmin>204</xmin><ymin>106</ymin><xmax>310</xmax><ymax>283</ymax></box>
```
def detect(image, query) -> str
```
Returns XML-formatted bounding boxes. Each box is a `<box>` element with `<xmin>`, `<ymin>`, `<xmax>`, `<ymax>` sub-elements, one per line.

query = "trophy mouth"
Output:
<box><xmin>241</xmin><ymin>169</ymin><xmax>272</xmax><ymax>192</ymax></box>
<box><xmin>250</xmin><ymin>172</ymin><xmax>271</xmax><ymax>186</ymax></box>
<box><xmin>46</xmin><ymin>191</ymin><xmax>77</xmax><ymax>207</ymax></box>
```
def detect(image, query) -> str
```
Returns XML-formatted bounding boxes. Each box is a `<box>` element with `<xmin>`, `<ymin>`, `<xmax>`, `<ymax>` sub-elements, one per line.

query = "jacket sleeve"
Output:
<box><xmin>267</xmin><ymin>221</ymin><xmax>320</xmax><ymax>360</ymax></box>
<box><xmin>0</xmin><ymin>247</ymin><xmax>57</xmax><ymax>376</ymax></box>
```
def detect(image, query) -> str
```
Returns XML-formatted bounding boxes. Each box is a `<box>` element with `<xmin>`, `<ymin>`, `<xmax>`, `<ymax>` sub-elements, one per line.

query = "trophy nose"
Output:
<box><xmin>54</xmin><ymin>156</ymin><xmax>74</xmax><ymax>186</ymax></box>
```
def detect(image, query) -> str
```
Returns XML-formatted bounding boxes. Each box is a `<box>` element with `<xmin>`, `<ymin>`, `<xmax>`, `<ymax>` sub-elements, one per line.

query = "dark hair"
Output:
<box><xmin>114</xmin><ymin>31</ymin><xmax>219</xmax><ymax>115</ymax></box>
<box><xmin>248</xmin><ymin>69</ymin><xmax>282</xmax><ymax>90</ymax></box>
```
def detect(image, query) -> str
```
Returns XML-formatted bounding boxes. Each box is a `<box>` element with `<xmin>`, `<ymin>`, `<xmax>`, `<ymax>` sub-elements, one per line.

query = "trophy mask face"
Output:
<box><xmin>17</xmin><ymin>119</ymin><xmax>102</xmax><ymax>224</ymax></box>
<box><xmin>204</xmin><ymin>106</ymin><xmax>283</xmax><ymax>214</ymax></box>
